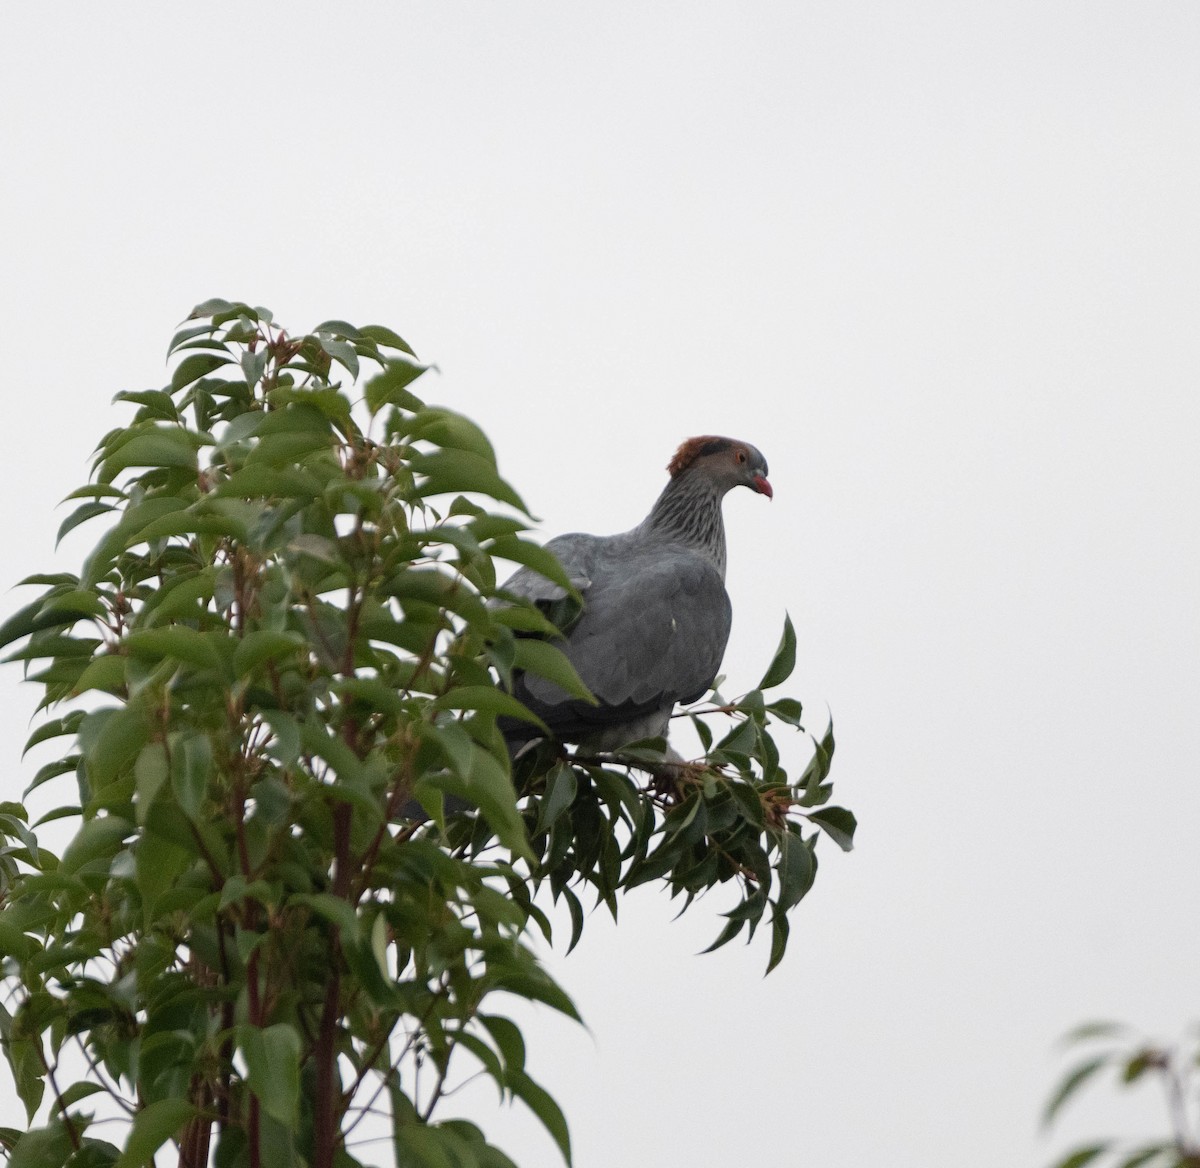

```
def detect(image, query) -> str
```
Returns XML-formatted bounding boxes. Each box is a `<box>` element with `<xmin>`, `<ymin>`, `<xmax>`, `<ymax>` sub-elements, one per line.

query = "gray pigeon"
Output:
<box><xmin>501</xmin><ymin>435</ymin><xmax>772</xmax><ymax>756</ymax></box>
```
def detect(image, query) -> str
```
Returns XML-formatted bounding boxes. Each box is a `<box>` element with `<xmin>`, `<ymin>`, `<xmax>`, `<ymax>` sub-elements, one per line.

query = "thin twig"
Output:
<box><xmin>73</xmin><ymin>1034</ymin><xmax>136</xmax><ymax>1116</ymax></box>
<box><xmin>342</xmin><ymin>982</ymin><xmax>451</xmax><ymax>1140</ymax></box>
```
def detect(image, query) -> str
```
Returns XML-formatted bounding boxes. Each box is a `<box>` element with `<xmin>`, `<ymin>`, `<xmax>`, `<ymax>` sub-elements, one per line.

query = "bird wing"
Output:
<box><xmin>514</xmin><ymin>542</ymin><xmax>732</xmax><ymax>735</ymax></box>
<box><xmin>498</xmin><ymin>533</ymin><xmax>595</xmax><ymax>603</ymax></box>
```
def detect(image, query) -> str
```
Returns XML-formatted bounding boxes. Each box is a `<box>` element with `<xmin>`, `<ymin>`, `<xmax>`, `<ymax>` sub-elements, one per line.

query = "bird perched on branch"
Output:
<box><xmin>500</xmin><ymin>435</ymin><xmax>772</xmax><ymax>757</ymax></box>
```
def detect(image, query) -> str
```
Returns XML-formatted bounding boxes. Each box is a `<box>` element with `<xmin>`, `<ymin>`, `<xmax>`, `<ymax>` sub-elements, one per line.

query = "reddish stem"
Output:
<box><xmin>312</xmin><ymin>802</ymin><xmax>351</xmax><ymax>1168</ymax></box>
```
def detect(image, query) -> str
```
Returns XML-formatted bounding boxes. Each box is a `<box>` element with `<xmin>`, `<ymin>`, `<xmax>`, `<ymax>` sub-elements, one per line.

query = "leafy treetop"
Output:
<box><xmin>0</xmin><ymin>301</ymin><xmax>850</xmax><ymax>1168</ymax></box>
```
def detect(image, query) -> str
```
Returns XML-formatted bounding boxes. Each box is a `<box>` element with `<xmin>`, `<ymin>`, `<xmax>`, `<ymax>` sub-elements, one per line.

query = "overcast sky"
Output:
<box><xmin>2</xmin><ymin>4</ymin><xmax>1199</xmax><ymax>1165</ymax></box>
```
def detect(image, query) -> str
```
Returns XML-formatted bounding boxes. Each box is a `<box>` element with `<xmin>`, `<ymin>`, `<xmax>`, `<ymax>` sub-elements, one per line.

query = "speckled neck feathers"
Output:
<box><xmin>639</xmin><ymin>468</ymin><xmax>729</xmax><ymax>578</ymax></box>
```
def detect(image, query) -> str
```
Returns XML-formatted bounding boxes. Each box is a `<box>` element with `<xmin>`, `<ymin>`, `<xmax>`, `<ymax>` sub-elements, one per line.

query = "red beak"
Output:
<box><xmin>753</xmin><ymin>474</ymin><xmax>773</xmax><ymax>499</ymax></box>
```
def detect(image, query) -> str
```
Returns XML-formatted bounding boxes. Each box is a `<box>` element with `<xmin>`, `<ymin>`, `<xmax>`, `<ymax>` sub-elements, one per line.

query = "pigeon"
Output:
<box><xmin>500</xmin><ymin>435</ymin><xmax>772</xmax><ymax>756</ymax></box>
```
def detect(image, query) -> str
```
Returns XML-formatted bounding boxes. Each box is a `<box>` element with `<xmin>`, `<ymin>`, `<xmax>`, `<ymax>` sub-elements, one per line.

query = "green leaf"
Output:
<box><xmin>433</xmin><ymin>685</ymin><xmax>547</xmax><ymax>729</ymax></box>
<box><xmin>775</xmin><ymin>830</ymin><xmax>815</xmax><ymax>913</ymax></box>
<box><xmin>266</xmin><ymin>386</ymin><xmax>353</xmax><ymax>433</ymax></box>
<box><xmin>407</xmin><ymin>407</ymin><xmax>496</xmax><ymax>461</ymax></box>
<box><xmin>26</xmin><ymin>756</ymin><xmax>80</xmax><ymax>797</ymax></box>
<box><xmin>23</xmin><ymin>712</ymin><xmax>85</xmax><ymax>756</ymax></box>
<box><xmin>1122</xmin><ymin>1048</ymin><xmax>1164</xmax><ymax>1083</ymax></box>
<box><xmin>737</xmin><ymin>688</ymin><xmax>766</xmax><ymax>720</ymax></box>
<box><xmin>97</xmin><ymin>428</ymin><xmax>200</xmax><ymax>482</ymax></box>
<box><xmin>492</xmin><ymin>967</ymin><xmax>580</xmax><ymax>1022</ymax></box>
<box><xmin>360</xmin><ymin>324</ymin><xmax>418</xmax><ymax>357</ymax></box>
<box><xmin>758</xmin><ymin>613</ymin><xmax>796</xmax><ymax>689</ymax></box>
<box><xmin>188</xmin><ymin>296</ymin><xmax>236</xmax><ymax>318</ymax></box>
<box><xmin>512</xmin><ymin>640</ymin><xmax>593</xmax><ymax>703</ymax></box>
<box><xmin>56</xmin><ymin>501</ymin><xmax>116</xmax><ymax>546</ymax></box>
<box><xmin>291</xmin><ymin>893</ymin><xmax>360</xmax><ymax>942</ymax></box>
<box><xmin>508</xmin><ymin>1070</ymin><xmax>571</xmax><ymax>1165</ymax></box>
<box><xmin>0</xmin><ymin>1003</ymin><xmax>45</xmax><ymax>1124</ymax></box>
<box><xmin>140</xmin><ymin>568</ymin><xmax>216</xmax><ymax>626</ymax></box>
<box><xmin>310</xmin><ymin>318</ymin><xmax>361</xmax><ymax>339</ymax></box>
<box><xmin>114</xmin><ymin>388</ymin><xmax>180</xmax><ymax>420</ymax></box>
<box><xmin>796</xmin><ymin>720</ymin><xmax>835</xmax><ymax>794</ymax></box>
<box><xmin>0</xmin><ymin>920</ymin><xmax>37</xmax><ymax>960</ymax></box>
<box><xmin>63</xmin><ymin>484</ymin><xmax>126</xmax><ymax>503</ymax></box>
<box><xmin>60</xmin><ymin>815</ymin><xmax>134</xmax><ymax>875</ymax></box>
<box><xmin>8</xmin><ymin>1121</ymin><xmax>74</xmax><ymax>1168</ymax></box>
<box><xmin>1043</xmin><ymin>1055</ymin><xmax>1111</xmax><ymax>1127</ymax></box>
<box><xmin>126</xmin><ymin>628</ymin><xmax>226</xmax><ymax>673</ymax></box>
<box><xmin>1114</xmin><ymin>1145</ymin><xmax>1171</xmax><ymax>1168</ymax></box>
<box><xmin>0</xmin><ymin>600</ymin><xmax>57</xmax><ymax>650</ymax></box>
<box><xmin>31</xmin><ymin>803</ymin><xmax>80</xmax><ymax>828</ymax></box>
<box><xmin>232</xmin><ymin>630</ymin><xmax>307</xmax><ymax>678</ymax></box>
<box><xmin>807</xmin><ymin>806</ymin><xmax>856</xmax><ymax>852</ymax></box>
<box><xmin>240</xmin><ymin>348</ymin><xmax>269</xmax><ymax>388</ymax></box>
<box><xmin>245</xmin><ymin>428</ymin><xmax>332</xmax><ymax>468</ymax></box>
<box><xmin>409</xmin><ymin>449</ymin><xmax>527</xmax><ymax>512</ymax></box>
<box><xmin>0</xmin><ymin>811</ymin><xmax>38</xmax><ymax>864</ymax></box>
<box><xmin>299</xmin><ymin>719</ymin><xmax>366</xmax><ymax>787</ymax></box>
<box><xmin>626</xmin><ymin>836</ymin><xmax>684</xmax><ymax>889</ymax></box>
<box><xmin>4</xmin><ymin>634</ymin><xmax>100</xmax><ymax>666</ymax></box>
<box><xmin>172</xmin><ymin>734</ymin><xmax>212</xmax><ymax>818</ymax></box>
<box><xmin>1048</xmin><ymin>1146</ymin><xmax>1112</xmax><ymax>1168</ymax></box>
<box><xmin>262</xmin><ymin>712</ymin><xmax>301</xmax><ymax>768</ymax></box>
<box><xmin>135</xmin><ymin>829</ymin><xmax>192</xmax><ymax>921</ymax></box>
<box><xmin>766</xmin><ymin>697</ymin><xmax>804</xmax><ymax>726</ymax></box>
<box><xmin>364</xmin><ymin>358</ymin><xmax>429</xmax><ymax>414</ymax></box>
<box><xmin>1060</xmin><ymin>1021</ymin><xmax>1130</xmax><ymax>1045</ymax></box>
<box><xmin>80</xmin><ymin>495</ymin><xmax>192</xmax><ymax>586</ymax></box>
<box><xmin>714</xmin><ymin>716</ymin><xmax>756</xmax><ymax>760</ymax></box>
<box><xmin>428</xmin><ymin>746</ymin><xmax>529</xmax><ymax>860</ymax></box>
<box><xmin>455</xmin><ymin>1032</ymin><xmax>505</xmax><ymax>1093</ymax></box>
<box><xmin>170</xmin><ymin>351</ymin><xmax>232</xmax><ymax>392</ymax></box>
<box><xmin>54</xmin><ymin>1080</ymin><xmax>106</xmax><ymax>1112</ymax></box>
<box><xmin>490</xmin><ymin>603</ymin><xmax>561</xmax><ymax>639</ymax></box>
<box><xmin>129</xmin><ymin>508</ymin><xmax>249</xmax><ymax>544</ymax></box>
<box><xmin>38</xmin><ymin>589</ymin><xmax>106</xmax><ymax>620</ymax></box>
<box><xmin>386</xmin><ymin>567</ymin><xmax>487</xmax><ymax>624</ymax></box>
<box><xmin>391</xmin><ymin>1125</ymin><xmax>465</xmax><ymax>1168</ymax></box>
<box><xmin>816</xmin><ymin>718</ymin><xmax>836</xmax><ymax>777</ymax></box>
<box><xmin>487</xmin><ymin>536</ymin><xmax>580</xmax><ymax>597</ymax></box>
<box><xmin>134</xmin><ymin>743</ymin><xmax>169</xmax><ymax>826</ymax></box>
<box><xmin>336</xmin><ymin>677</ymin><xmax>405</xmax><ymax>718</ymax></box>
<box><xmin>317</xmin><ymin>336</ymin><xmax>359</xmax><ymax>380</ymax></box>
<box><xmin>114</xmin><ymin>1098</ymin><xmax>196</xmax><ymax>1168</ymax></box>
<box><xmin>561</xmin><ymin>886</ymin><xmax>585</xmax><ymax>956</ymax></box>
<box><xmin>537</xmin><ymin>764</ymin><xmax>577</xmax><ymax>833</ymax></box>
<box><xmin>479</xmin><ymin>1015</ymin><xmax>525</xmax><ymax>1075</ymax></box>
<box><xmin>240</xmin><ymin>1023</ymin><xmax>301</xmax><ymax>1126</ymax></box>
<box><xmin>168</xmin><ymin>322</ymin><xmax>217</xmax><ymax>354</ymax></box>
<box><xmin>86</xmin><ymin>705</ymin><xmax>151</xmax><ymax>791</ymax></box>
<box><xmin>765</xmin><ymin>913</ymin><xmax>790</xmax><ymax>975</ymax></box>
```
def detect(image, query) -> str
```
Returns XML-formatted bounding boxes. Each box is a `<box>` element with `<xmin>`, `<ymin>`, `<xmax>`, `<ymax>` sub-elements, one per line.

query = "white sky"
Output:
<box><xmin>2</xmin><ymin>4</ymin><xmax>1199</xmax><ymax>1165</ymax></box>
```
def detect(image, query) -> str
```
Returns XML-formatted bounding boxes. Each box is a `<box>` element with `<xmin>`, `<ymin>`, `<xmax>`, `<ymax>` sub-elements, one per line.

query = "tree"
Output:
<box><xmin>1045</xmin><ymin>1023</ymin><xmax>1200</xmax><ymax>1168</ymax></box>
<box><xmin>0</xmin><ymin>302</ymin><xmax>852</xmax><ymax>1168</ymax></box>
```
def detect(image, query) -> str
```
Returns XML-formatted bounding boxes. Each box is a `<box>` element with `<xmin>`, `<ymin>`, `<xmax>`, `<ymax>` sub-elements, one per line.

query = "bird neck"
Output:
<box><xmin>640</xmin><ymin>471</ymin><xmax>728</xmax><ymax>577</ymax></box>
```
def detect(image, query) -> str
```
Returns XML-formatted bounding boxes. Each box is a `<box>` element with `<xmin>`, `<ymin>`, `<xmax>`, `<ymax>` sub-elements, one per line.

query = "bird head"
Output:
<box><xmin>667</xmin><ymin>436</ymin><xmax>772</xmax><ymax>499</ymax></box>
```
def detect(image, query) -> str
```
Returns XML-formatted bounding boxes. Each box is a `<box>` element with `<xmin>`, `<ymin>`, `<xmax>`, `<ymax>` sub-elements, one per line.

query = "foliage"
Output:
<box><xmin>0</xmin><ymin>301</ymin><xmax>851</xmax><ymax>1168</ymax></box>
<box><xmin>1045</xmin><ymin>1022</ymin><xmax>1200</xmax><ymax>1168</ymax></box>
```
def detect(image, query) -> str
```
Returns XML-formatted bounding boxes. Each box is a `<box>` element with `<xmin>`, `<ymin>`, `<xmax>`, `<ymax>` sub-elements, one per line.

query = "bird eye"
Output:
<box><xmin>736</xmin><ymin>451</ymin><xmax>746</xmax><ymax>464</ymax></box>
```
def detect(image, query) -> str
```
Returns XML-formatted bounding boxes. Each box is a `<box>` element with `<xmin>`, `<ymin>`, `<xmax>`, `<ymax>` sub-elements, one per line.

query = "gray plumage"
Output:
<box><xmin>500</xmin><ymin>436</ymin><xmax>772</xmax><ymax>753</ymax></box>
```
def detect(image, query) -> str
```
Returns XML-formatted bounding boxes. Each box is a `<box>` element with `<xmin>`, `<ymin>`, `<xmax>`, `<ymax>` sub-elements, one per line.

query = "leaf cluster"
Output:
<box><xmin>494</xmin><ymin>618</ymin><xmax>850</xmax><ymax>976</ymax></box>
<box><xmin>1044</xmin><ymin>1022</ymin><xmax>1200</xmax><ymax>1168</ymax></box>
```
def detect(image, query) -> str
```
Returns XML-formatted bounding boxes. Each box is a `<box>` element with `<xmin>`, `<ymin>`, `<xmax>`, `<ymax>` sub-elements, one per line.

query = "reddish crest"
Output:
<box><xmin>666</xmin><ymin>436</ymin><xmax>735</xmax><ymax>477</ymax></box>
